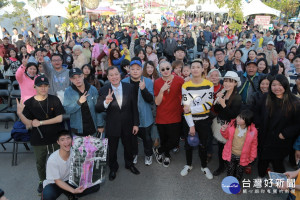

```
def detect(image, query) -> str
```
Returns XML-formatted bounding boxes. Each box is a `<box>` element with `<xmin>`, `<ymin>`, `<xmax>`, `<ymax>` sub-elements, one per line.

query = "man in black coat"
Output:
<box><xmin>95</xmin><ymin>66</ymin><xmax>140</xmax><ymax>181</ymax></box>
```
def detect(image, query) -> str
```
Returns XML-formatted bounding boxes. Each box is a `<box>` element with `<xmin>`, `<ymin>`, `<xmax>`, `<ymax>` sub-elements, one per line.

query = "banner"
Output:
<box><xmin>254</xmin><ymin>16</ymin><xmax>271</xmax><ymax>29</ymax></box>
<box><xmin>69</xmin><ymin>136</ymin><xmax>108</xmax><ymax>189</ymax></box>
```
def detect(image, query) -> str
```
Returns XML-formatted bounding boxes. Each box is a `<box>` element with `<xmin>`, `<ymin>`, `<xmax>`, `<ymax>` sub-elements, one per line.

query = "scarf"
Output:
<box><xmin>237</xmin><ymin>125</ymin><xmax>247</xmax><ymax>138</ymax></box>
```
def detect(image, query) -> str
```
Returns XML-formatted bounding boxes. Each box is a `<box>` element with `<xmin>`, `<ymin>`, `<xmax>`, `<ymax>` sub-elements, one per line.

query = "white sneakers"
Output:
<box><xmin>163</xmin><ymin>157</ymin><xmax>170</xmax><ymax>167</ymax></box>
<box><xmin>180</xmin><ymin>166</ymin><xmax>213</xmax><ymax>179</ymax></box>
<box><xmin>145</xmin><ymin>156</ymin><xmax>153</xmax><ymax>166</ymax></box>
<box><xmin>133</xmin><ymin>155</ymin><xmax>138</xmax><ymax>164</ymax></box>
<box><xmin>180</xmin><ymin>165</ymin><xmax>193</xmax><ymax>176</ymax></box>
<box><xmin>201</xmin><ymin>167</ymin><xmax>213</xmax><ymax>179</ymax></box>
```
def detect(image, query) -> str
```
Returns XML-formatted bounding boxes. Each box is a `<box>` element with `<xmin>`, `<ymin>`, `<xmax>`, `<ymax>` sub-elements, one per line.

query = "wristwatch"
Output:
<box><xmin>40</xmin><ymin>121</ymin><xmax>43</xmax><ymax>126</ymax></box>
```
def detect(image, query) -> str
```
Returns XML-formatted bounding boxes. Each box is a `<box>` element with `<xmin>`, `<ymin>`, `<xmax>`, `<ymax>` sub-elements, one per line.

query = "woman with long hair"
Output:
<box><xmin>18</xmin><ymin>45</ymin><xmax>30</xmax><ymax>62</ymax></box>
<box><xmin>142</xmin><ymin>61</ymin><xmax>159</xmax><ymax>82</ymax></box>
<box><xmin>256</xmin><ymin>74</ymin><xmax>300</xmax><ymax>178</ymax></box>
<box><xmin>109</xmin><ymin>48</ymin><xmax>125</xmax><ymax>74</ymax></box>
<box><xmin>16</xmin><ymin>60</ymin><xmax>39</xmax><ymax>102</ymax></box>
<box><xmin>202</xmin><ymin>58</ymin><xmax>211</xmax><ymax>78</ymax></box>
<box><xmin>81</xmin><ymin>64</ymin><xmax>100</xmax><ymax>90</ymax></box>
<box><xmin>136</xmin><ymin>49</ymin><xmax>148</xmax><ymax>67</ymax></box>
<box><xmin>250</xmin><ymin>74</ymin><xmax>273</xmax><ymax>124</ymax></box>
<box><xmin>257</xmin><ymin>58</ymin><xmax>269</xmax><ymax>74</ymax></box>
<box><xmin>197</xmin><ymin>31</ymin><xmax>205</xmax><ymax>53</ymax></box>
<box><xmin>211</xmin><ymin>71</ymin><xmax>242</xmax><ymax>176</ymax></box>
<box><xmin>246</xmin><ymin>50</ymin><xmax>257</xmax><ymax>63</ymax></box>
<box><xmin>4</xmin><ymin>48</ymin><xmax>21</xmax><ymax>81</ymax></box>
<box><xmin>150</xmin><ymin>36</ymin><xmax>163</xmax><ymax>58</ymax></box>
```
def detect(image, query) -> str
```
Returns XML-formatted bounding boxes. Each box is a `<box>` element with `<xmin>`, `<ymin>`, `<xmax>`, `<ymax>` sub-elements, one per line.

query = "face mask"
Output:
<box><xmin>66</xmin><ymin>50</ymin><xmax>71</xmax><ymax>54</ymax></box>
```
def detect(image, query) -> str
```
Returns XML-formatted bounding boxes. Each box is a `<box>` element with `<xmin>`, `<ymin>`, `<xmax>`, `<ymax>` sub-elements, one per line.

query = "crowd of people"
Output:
<box><xmin>1</xmin><ymin>15</ymin><xmax>300</xmax><ymax>199</ymax></box>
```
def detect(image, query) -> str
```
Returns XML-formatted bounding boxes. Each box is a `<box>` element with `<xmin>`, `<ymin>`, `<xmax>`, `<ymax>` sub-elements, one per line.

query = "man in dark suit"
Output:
<box><xmin>96</xmin><ymin>66</ymin><xmax>140</xmax><ymax>181</ymax></box>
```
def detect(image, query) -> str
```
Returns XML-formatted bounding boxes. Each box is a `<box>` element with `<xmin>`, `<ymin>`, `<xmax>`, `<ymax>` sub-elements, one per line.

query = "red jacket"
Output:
<box><xmin>221</xmin><ymin>119</ymin><xmax>258</xmax><ymax>166</ymax></box>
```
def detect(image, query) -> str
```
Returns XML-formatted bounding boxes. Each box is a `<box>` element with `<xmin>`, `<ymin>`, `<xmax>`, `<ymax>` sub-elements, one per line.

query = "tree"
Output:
<box><xmin>61</xmin><ymin>4</ymin><xmax>85</xmax><ymax>34</ymax></box>
<box><xmin>0</xmin><ymin>0</ymin><xmax>9</xmax><ymax>9</ymax></box>
<box><xmin>0</xmin><ymin>0</ymin><xmax>31</xmax><ymax>29</ymax></box>
<box><xmin>262</xmin><ymin>0</ymin><xmax>299</xmax><ymax>23</ymax></box>
<box><xmin>215</xmin><ymin>0</ymin><xmax>243</xmax><ymax>30</ymax></box>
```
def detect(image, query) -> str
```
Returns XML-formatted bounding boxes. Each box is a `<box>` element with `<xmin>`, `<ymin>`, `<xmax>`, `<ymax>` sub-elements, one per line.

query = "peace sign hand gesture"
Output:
<box><xmin>16</xmin><ymin>98</ymin><xmax>25</xmax><ymax>115</ymax></box>
<box><xmin>105</xmin><ymin>89</ymin><xmax>114</xmax><ymax>104</ymax></box>
<box><xmin>139</xmin><ymin>79</ymin><xmax>146</xmax><ymax>90</ymax></box>
<box><xmin>79</xmin><ymin>91</ymin><xmax>89</xmax><ymax>104</ymax></box>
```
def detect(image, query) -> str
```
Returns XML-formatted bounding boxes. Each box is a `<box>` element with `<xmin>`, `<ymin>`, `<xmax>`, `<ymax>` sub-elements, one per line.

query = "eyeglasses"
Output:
<box><xmin>161</xmin><ymin>67</ymin><xmax>170</xmax><ymax>72</ymax></box>
<box><xmin>52</xmin><ymin>59</ymin><xmax>62</xmax><ymax>62</ymax></box>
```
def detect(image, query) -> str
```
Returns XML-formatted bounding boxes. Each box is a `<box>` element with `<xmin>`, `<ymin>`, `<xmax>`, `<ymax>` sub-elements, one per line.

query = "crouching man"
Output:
<box><xmin>42</xmin><ymin>130</ymin><xmax>100</xmax><ymax>200</ymax></box>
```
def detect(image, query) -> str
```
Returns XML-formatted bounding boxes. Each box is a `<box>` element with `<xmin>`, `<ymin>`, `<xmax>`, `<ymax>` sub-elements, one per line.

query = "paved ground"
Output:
<box><xmin>0</xmin><ymin>121</ymin><xmax>289</xmax><ymax>200</ymax></box>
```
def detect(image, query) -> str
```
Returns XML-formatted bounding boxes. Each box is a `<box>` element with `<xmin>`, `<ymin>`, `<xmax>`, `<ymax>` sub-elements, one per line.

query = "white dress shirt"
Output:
<box><xmin>103</xmin><ymin>82</ymin><xmax>123</xmax><ymax>109</ymax></box>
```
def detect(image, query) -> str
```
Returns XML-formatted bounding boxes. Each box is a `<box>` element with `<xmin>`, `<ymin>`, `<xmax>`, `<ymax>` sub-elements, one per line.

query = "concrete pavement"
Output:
<box><xmin>0</xmin><ymin>122</ymin><xmax>288</xmax><ymax>200</ymax></box>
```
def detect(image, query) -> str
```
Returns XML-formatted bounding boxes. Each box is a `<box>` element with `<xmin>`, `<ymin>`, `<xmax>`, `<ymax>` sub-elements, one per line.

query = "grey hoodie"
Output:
<box><xmin>42</xmin><ymin>62</ymin><xmax>70</xmax><ymax>98</ymax></box>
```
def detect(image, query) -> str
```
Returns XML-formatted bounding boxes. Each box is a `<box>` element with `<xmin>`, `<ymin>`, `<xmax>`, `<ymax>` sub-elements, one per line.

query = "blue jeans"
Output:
<box><xmin>42</xmin><ymin>182</ymin><xmax>100</xmax><ymax>200</ymax></box>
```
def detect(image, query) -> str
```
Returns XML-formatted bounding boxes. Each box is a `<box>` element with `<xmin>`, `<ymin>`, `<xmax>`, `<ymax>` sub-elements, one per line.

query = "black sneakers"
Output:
<box><xmin>153</xmin><ymin>147</ymin><xmax>163</xmax><ymax>164</ymax></box>
<box><xmin>37</xmin><ymin>181</ymin><xmax>43</xmax><ymax>194</ymax></box>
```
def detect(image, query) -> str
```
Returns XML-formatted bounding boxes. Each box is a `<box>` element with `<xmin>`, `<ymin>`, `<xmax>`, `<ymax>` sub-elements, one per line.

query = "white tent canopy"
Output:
<box><xmin>242</xmin><ymin>0</ymin><xmax>281</xmax><ymax>17</ymax></box>
<box><xmin>111</xmin><ymin>5</ymin><xmax>125</xmax><ymax>13</ymax></box>
<box><xmin>186</xmin><ymin>1</ymin><xmax>228</xmax><ymax>13</ymax></box>
<box><xmin>31</xmin><ymin>0</ymin><xmax>68</xmax><ymax>19</ymax></box>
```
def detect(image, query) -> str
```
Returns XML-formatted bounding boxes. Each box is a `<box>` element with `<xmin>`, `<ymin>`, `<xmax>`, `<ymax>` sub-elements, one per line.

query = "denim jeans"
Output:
<box><xmin>42</xmin><ymin>182</ymin><xmax>100</xmax><ymax>200</ymax></box>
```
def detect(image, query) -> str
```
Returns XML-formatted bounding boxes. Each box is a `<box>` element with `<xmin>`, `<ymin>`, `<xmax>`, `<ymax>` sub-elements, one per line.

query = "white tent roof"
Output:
<box><xmin>242</xmin><ymin>0</ymin><xmax>280</xmax><ymax>17</ymax></box>
<box><xmin>186</xmin><ymin>5</ymin><xmax>197</xmax><ymax>12</ymax></box>
<box><xmin>186</xmin><ymin>1</ymin><xmax>228</xmax><ymax>13</ymax></box>
<box><xmin>111</xmin><ymin>5</ymin><xmax>125</xmax><ymax>13</ymax></box>
<box><xmin>36</xmin><ymin>0</ymin><xmax>67</xmax><ymax>18</ymax></box>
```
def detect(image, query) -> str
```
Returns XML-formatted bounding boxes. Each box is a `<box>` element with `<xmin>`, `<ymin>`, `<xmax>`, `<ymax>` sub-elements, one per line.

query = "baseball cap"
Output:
<box><xmin>267</xmin><ymin>41</ymin><xmax>274</xmax><ymax>46</ymax></box>
<box><xmin>34</xmin><ymin>75</ymin><xmax>49</xmax><ymax>86</ymax></box>
<box><xmin>69</xmin><ymin>68</ymin><xmax>83</xmax><ymax>77</ymax></box>
<box><xmin>246</xmin><ymin>61</ymin><xmax>258</xmax><ymax>66</ymax></box>
<box><xmin>130</xmin><ymin>60</ymin><xmax>142</xmax><ymax>67</ymax></box>
<box><xmin>187</xmin><ymin>132</ymin><xmax>200</xmax><ymax>147</ymax></box>
<box><xmin>245</xmin><ymin>39</ymin><xmax>252</xmax><ymax>43</ymax></box>
<box><xmin>3</xmin><ymin>36</ymin><xmax>9</xmax><ymax>40</ymax></box>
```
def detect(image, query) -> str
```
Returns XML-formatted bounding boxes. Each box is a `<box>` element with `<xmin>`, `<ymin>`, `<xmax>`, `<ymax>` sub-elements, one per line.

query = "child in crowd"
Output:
<box><xmin>145</xmin><ymin>45</ymin><xmax>158</xmax><ymax>67</ymax></box>
<box><xmin>221</xmin><ymin>110</ymin><xmax>258</xmax><ymax>181</ymax></box>
<box><xmin>172</xmin><ymin>60</ymin><xmax>184</xmax><ymax>77</ymax></box>
<box><xmin>121</xmin><ymin>42</ymin><xmax>131</xmax><ymax>61</ymax></box>
<box><xmin>181</xmin><ymin>64</ymin><xmax>191</xmax><ymax>82</ymax></box>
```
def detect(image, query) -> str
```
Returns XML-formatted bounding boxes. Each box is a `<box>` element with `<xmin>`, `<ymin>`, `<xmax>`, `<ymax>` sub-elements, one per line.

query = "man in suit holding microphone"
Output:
<box><xmin>96</xmin><ymin>66</ymin><xmax>140</xmax><ymax>181</ymax></box>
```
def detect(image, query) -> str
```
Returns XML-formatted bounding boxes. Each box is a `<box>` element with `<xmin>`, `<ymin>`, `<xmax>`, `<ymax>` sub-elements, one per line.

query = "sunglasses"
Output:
<box><xmin>161</xmin><ymin>67</ymin><xmax>170</xmax><ymax>72</ymax></box>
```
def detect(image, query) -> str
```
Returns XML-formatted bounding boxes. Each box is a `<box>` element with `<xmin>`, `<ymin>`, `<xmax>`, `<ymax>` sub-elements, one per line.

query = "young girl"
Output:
<box><xmin>172</xmin><ymin>60</ymin><xmax>184</xmax><ymax>77</ymax></box>
<box><xmin>145</xmin><ymin>45</ymin><xmax>158</xmax><ymax>67</ymax></box>
<box><xmin>182</xmin><ymin>65</ymin><xmax>191</xmax><ymax>81</ymax></box>
<box><xmin>221</xmin><ymin>109</ymin><xmax>258</xmax><ymax>181</ymax></box>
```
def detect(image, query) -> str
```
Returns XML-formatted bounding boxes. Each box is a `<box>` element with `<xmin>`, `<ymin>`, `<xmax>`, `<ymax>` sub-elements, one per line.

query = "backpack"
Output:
<box><xmin>11</xmin><ymin>120</ymin><xmax>30</xmax><ymax>142</ymax></box>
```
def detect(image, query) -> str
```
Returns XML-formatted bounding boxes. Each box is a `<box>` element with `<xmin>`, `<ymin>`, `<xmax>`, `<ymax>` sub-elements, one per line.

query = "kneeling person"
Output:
<box><xmin>42</xmin><ymin>130</ymin><xmax>100</xmax><ymax>200</ymax></box>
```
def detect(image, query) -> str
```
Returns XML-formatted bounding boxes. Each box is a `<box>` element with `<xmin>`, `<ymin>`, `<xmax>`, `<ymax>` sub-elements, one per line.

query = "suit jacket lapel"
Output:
<box><xmin>120</xmin><ymin>83</ymin><xmax>127</xmax><ymax>109</ymax></box>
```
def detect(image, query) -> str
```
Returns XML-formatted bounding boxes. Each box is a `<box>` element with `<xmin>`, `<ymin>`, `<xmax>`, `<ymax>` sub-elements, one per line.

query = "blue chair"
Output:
<box><xmin>0</xmin><ymin>113</ymin><xmax>16</xmax><ymax>166</ymax></box>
